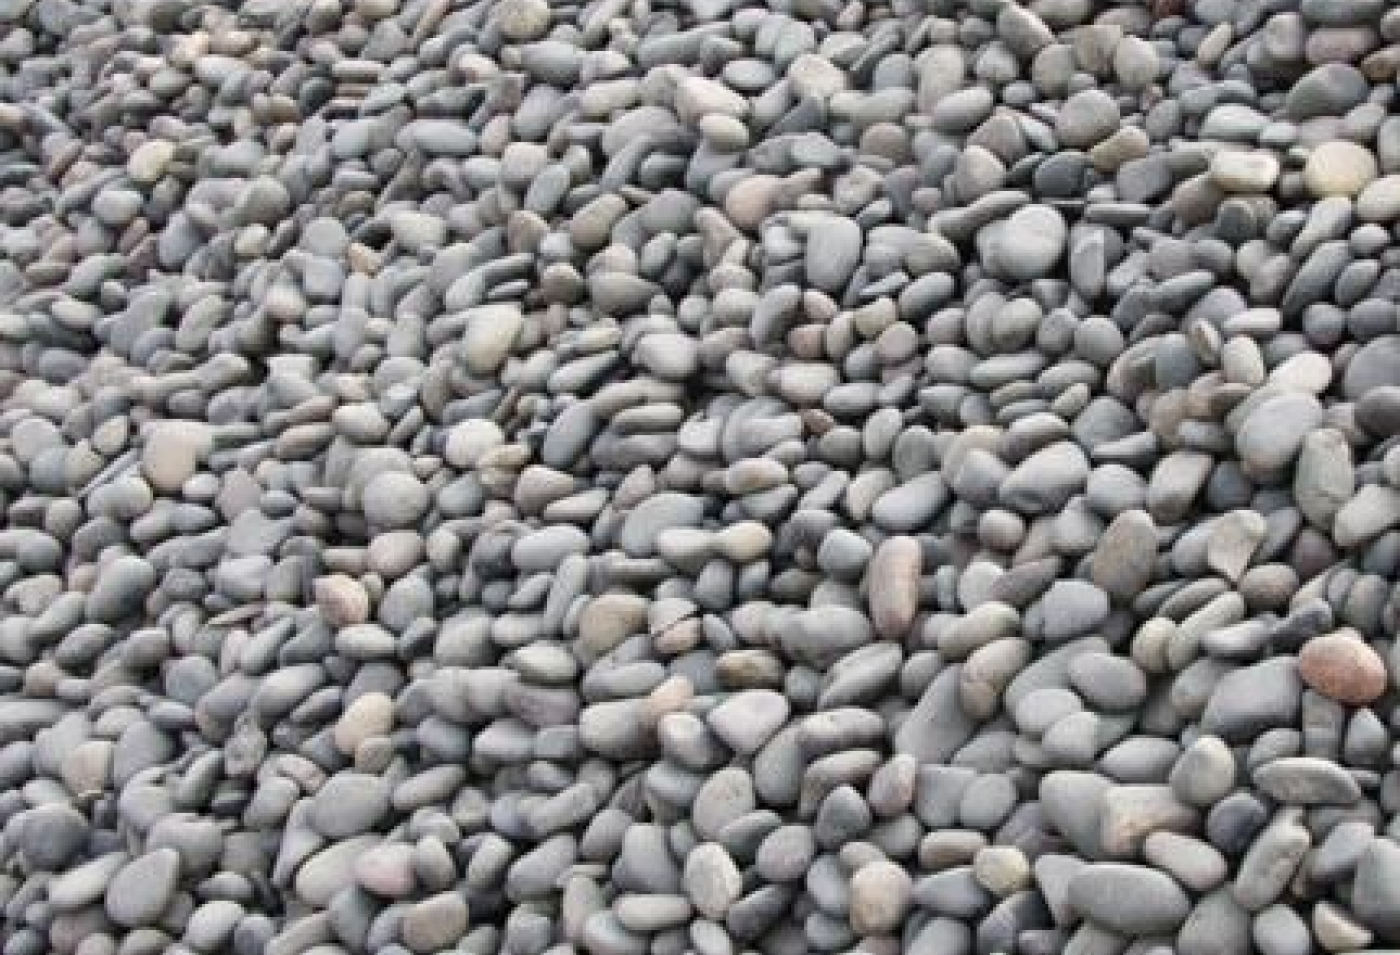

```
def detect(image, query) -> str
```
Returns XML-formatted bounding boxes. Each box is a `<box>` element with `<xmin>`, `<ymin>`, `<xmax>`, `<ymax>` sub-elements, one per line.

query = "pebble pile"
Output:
<box><xmin>4</xmin><ymin>0</ymin><xmax>1400</xmax><ymax>953</ymax></box>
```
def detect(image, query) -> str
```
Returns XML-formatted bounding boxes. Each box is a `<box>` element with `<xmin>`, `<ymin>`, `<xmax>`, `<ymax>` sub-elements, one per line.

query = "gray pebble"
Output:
<box><xmin>805</xmin><ymin>215</ymin><xmax>863</xmax><ymax>294</ymax></box>
<box><xmin>684</xmin><ymin>843</ymin><xmax>743</xmax><ymax>920</ymax></box>
<box><xmin>1200</xmin><ymin>658</ymin><xmax>1302</xmax><ymax>743</ymax></box>
<box><xmin>1068</xmin><ymin>863</ymin><xmax>1191</xmax><ymax>935</ymax></box>
<box><xmin>87</xmin><ymin>555</ymin><xmax>157</xmax><ymax>621</ymax></box>
<box><xmin>1252</xmin><ymin>756</ymin><xmax>1361</xmax><ymax>805</ymax></box>
<box><xmin>311</xmin><ymin>773</ymin><xmax>391</xmax><ymax>838</ymax></box>
<box><xmin>1170</xmin><ymin>735</ymin><xmax>1238</xmax><ymax>807</ymax></box>
<box><xmin>849</xmin><ymin>859</ymin><xmax>913</xmax><ymax>935</ymax></box>
<box><xmin>1352</xmin><ymin>837</ymin><xmax>1400</xmax><ymax>941</ymax></box>
<box><xmin>1233</xmin><ymin>812</ymin><xmax>1311</xmax><ymax>911</ymax></box>
<box><xmin>990</xmin><ymin>205</ymin><xmax>1068</xmax><ymax>282</ymax></box>
<box><xmin>707</xmin><ymin>690</ymin><xmax>790</xmax><ymax>755</ymax></box>
<box><xmin>106</xmin><ymin>848</ymin><xmax>181</xmax><ymax>928</ymax></box>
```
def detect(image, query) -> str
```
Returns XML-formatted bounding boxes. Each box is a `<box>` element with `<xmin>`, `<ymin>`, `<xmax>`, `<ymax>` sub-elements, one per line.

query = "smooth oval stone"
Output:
<box><xmin>296</xmin><ymin>836</ymin><xmax>380</xmax><ymax>906</ymax></box>
<box><xmin>310</xmin><ymin>772</ymin><xmax>391</xmax><ymax>838</ymax></box>
<box><xmin>1304</xmin><ymin>140</ymin><xmax>1378</xmax><ymax>198</ymax></box>
<box><xmin>867</xmin><ymin>535</ymin><xmax>921</xmax><ymax>638</ymax></box>
<box><xmin>1234</xmin><ymin>392</ymin><xmax>1323</xmax><ymax>477</ymax></box>
<box><xmin>87</xmin><ymin>555</ymin><xmax>157</xmax><ymax>621</ymax></box>
<box><xmin>1068</xmin><ymin>863</ymin><xmax>1191</xmax><ymax>935</ymax></box>
<box><xmin>683</xmin><ymin>843</ymin><xmax>743</xmax><ymax>920</ymax></box>
<box><xmin>706</xmin><ymin>690</ymin><xmax>790</xmax><ymax>755</ymax></box>
<box><xmin>804</xmin><ymin>214</ymin><xmax>863</xmax><ymax>293</ymax></box>
<box><xmin>1252</xmin><ymin>757</ymin><xmax>1362</xmax><ymax>804</ymax></box>
<box><xmin>990</xmin><ymin>205</ymin><xmax>1067</xmax><ymax>281</ymax></box>
<box><xmin>1298</xmin><ymin>631</ymin><xmax>1388</xmax><ymax>704</ymax></box>
<box><xmin>106</xmin><ymin>848</ymin><xmax>181</xmax><ymax>928</ymax></box>
<box><xmin>849</xmin><ymin>859</ymin><xmax>913</xmax><ymax>934</ymax></box>
<box><xmin>1344</xmin><ymin>336</ymin><xmax>1400</xmax><ymax>398</ymax></box>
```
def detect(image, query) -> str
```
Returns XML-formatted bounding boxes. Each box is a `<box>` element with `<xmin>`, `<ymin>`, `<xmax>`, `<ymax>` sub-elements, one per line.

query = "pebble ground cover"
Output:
<box><xmin>4</xmin><ymin>0</ymin><xmax>1400</xmax><ymax>953</ymax></box>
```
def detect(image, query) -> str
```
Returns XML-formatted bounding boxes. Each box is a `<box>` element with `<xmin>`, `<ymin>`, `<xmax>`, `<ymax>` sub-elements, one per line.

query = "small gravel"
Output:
<box><xmin>0</xmin><ymin>0</ymin><xmax>1398</xmax><ymax>951</ymax></box>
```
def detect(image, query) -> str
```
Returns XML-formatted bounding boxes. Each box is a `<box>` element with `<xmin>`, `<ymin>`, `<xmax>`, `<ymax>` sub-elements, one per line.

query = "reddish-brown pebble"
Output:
<box><xmin>1299</xmin><ymin>631</ymin><xmax>1388</xmax><ymax>705</ymax></box>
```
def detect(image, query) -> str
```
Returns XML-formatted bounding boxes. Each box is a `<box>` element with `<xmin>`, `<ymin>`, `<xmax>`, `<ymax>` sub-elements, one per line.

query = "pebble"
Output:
<box><xmin>683</xmin><ymin>844</ymin><xmax>743</xmax><ymax>920</ymax></box>
<box><xmin>706</xmin><ymin>690</ymin><xmax>790</xmax><ymax>754</ymax></box>
<box><xmin>675</xmin><ymin>76</ymin><xmax>747</xmax><ymax>123</ymax></box>
<box><xmin>142</xmin><ymin>421</ymin><xmax>211</xmax><ymax>493</ymax></box>
<box><xmin>1234</xmin><ymin>813</ymin><xmax>1311</xmax><ymax>911</ymax></box>
<box><xmin>868</xmin><ymin>535</ymin><xmax>921</xmax><ymax>638</ymax></box>
<box><xmin>86</xmin><ymin>555</ymin><xmax>156</xmax><ymax>621</ymax></box>
<box><xmin>1210</xmin><ymin>149</ymin><xmax>1281</xmax><ymax>193</ymax></box>
<box><xmin>755</xmin><ymin>825</ymin><xmax>815</xmax><ymax>883</ymax></box>
<box><xmin>1207</xmin><ymin>509</ymin><xmax>1268</xmax><ymax>581</ymax></box>
<box><xmin>849</xmin><ymin>859</ymin><xmax>913</xmax><ymax>935</ymax></box>
<box><xmin>1354</xmin><ymin>839</ymin><xmax>1400</xmax><ymax>941</ymax></box>
<box><xmin>613</xmin><ymin>893</ymin><xmax>692</xmax><ymax>933</ymax></box>
<box><xmin>1068</xmin><ymin>652</ymin><xmax>1147</xmax><ymax>711</ymax></box>
<box><xmin>1068</xmin><ymin>863</ymin><xmax>1192</xmax><ymax>935</ymax></box>
<box><xmin>310</xmin><ymin>773</ymin><xmax>391</xmax><ymax>838</ymax></box>
<box><xmin>353</xmin><ymin>843</ymin><xmax>417</xmax><ymax>898</ymax></box>
<box><xmin>1313</xmin><ymin>899</ymin><xmax>1374</xmax><ymax>951</ymax></box>
<box><xmin>462</xmin><ymin>305</ymin><xmax>525</xmax><ymax>376</ymax></box>
<box><xmin>105</xmin><ymin>849</ymin><xmax>180</xmax><ymax>928</ymax></box>
<box><xmin>1344</xmin><ymin>336</ymin><xmax>1400</xmax><ymax>399</ymax></box>
<box><xmin>1056</xmin><ymin>90</ymin><xmax>1121</xmax><ymax>149</ymax></box>
<box><xmin>788</xmin><ymin>54</ymin><xmax>846</xmax><ymax>100</ymax></box>
<box><xmin>1298</xmin><ymin>631</ymin><xmax>1388</xmax><ymax>704</ymax></box>
<box><xmin>1235</xmin><ymin>392</ymin><xmax>1324</xmax><ymax>477</ymax></box>
<box><xmin>1143</xmin><ymin>831</ymin><xmax>1228</xmax><ymax>892</ymax></box>
<box><xmin>1252</xmin><ymin>757</ymin><xmax>1362</xmax><ymax>805</ymax></box>
<box><xmin>1304</xmin><ymin>141</ymin><xmax>1380</xmax><ymax>197</ymax></box>
<box><xmin>362</xmin><ymin>471</ymin><xmax>430</xmax><ymax>529</ymax></box>
<box><xmin>972</xmin><ymin>845</ymin><xmax>1032</xmax><ymax>896</ymax></box>
<box><xmin>1170</xmin><ymin>735</ymin><xmax>1239</xmax><ymax>807</ymax></box>
<box><xmin>1202</xmin><ymin>658</ymin><xmax>1303</xmax><ymax>742</ymax></box>
<box><xmin>1091</xmin><ymin>510</ymin><xmax>1158</xmax><ymax>601</ymax></box>
<box><xmin>334</xmin><ymin>692</ymin><xmax>396</xmax><ymax>755</ymax></box>
<box><xmin>444</xmin><ymin>419</ymin><xmax>505</xmax><ymax>468</ymax></box>
<box><xmin>127</xmin><ymin>140</ymin><xmax>175</xmax><ymax>183</ymax></box>
<box><xmin>1357</xmin><ymin>174</ymin><xmax>1400</xmax><ymax>220</ymax></box>
<box><xmin>1100</xmin><ymin>784</ymin><xmax>1199</xmax><ymax>858</ymax></box>
<box><xmin>1333</xmin><ymin>484</ymin><xmax>1400</xmax><ymax>548</ymax></box>
<box><xmin>1295</xmin><ymin>428</ymin><xmax>1354</xmax><ymax>529</ymax></box>
<box><xmin>401</xmin><ymin>892</ymin><xmax>470</xmax><ymax>953</ymax></box>
<box><xmin>990</xmin><ymin>205</ymin><xmax>1068</xmax><ymax>281</ymax></box>
<box><xmin>1287</xmin><ymin>64</ymin><xmax>1370</xmax><ymax>119</ymax></box>
<box><xmin>494</xmin><ymin>0</ymin><xmax>550</xmax><ymax>40</ymax></box>
<box><xmin>1037</xmin><ymin>580</ymin><xmax>1109</xmax><ymax>642</ymax></box>
<box><xmin>11</xmin><ymin>811</ymin><xmax>81</xmax><ymax>880</ymax></box>
<box><xmin>1181</xmin><ymin>888</ymin><xmax>1253</xmax><ymax>955</ymax></box>
<box><xmin>1254</xmin><ymin>903</ymin><xmax>1311</xmax><ymax>955</ymax></box>
<box><xmin>999</xmin><ymin>441</ymin><xmax>1088</xmax><ymax>514</ymax></box>
<box><xmin>805</xmin><ymin>214</ymin><xmax>863</xmax><ymax>293</ymax></box>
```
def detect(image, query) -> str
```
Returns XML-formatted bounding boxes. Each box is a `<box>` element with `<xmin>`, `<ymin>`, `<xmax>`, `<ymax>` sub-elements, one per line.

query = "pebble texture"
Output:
<box><xmin>0</xmin><ymin>0</ymin><xmax>1398</xmax><ymax>953</ymax></box>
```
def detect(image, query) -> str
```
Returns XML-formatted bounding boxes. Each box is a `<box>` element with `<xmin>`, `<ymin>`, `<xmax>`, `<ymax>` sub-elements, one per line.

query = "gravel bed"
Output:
<box><xmin>2</xmin><ymin>0</ymin><xmax>1400</xmax><ymax>953</ymax></box>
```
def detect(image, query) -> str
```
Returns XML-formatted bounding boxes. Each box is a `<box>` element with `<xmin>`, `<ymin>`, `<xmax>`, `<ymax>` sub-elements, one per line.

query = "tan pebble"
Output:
<box><xmin>334</xmin><ymin>692</ymin><xmax>396</xmax><ymax>756</ymax></box>
<box><xmin>1304</xmin><ymin>141</ymin><xmax>1378</xmax><ymax>198</ymax></box>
